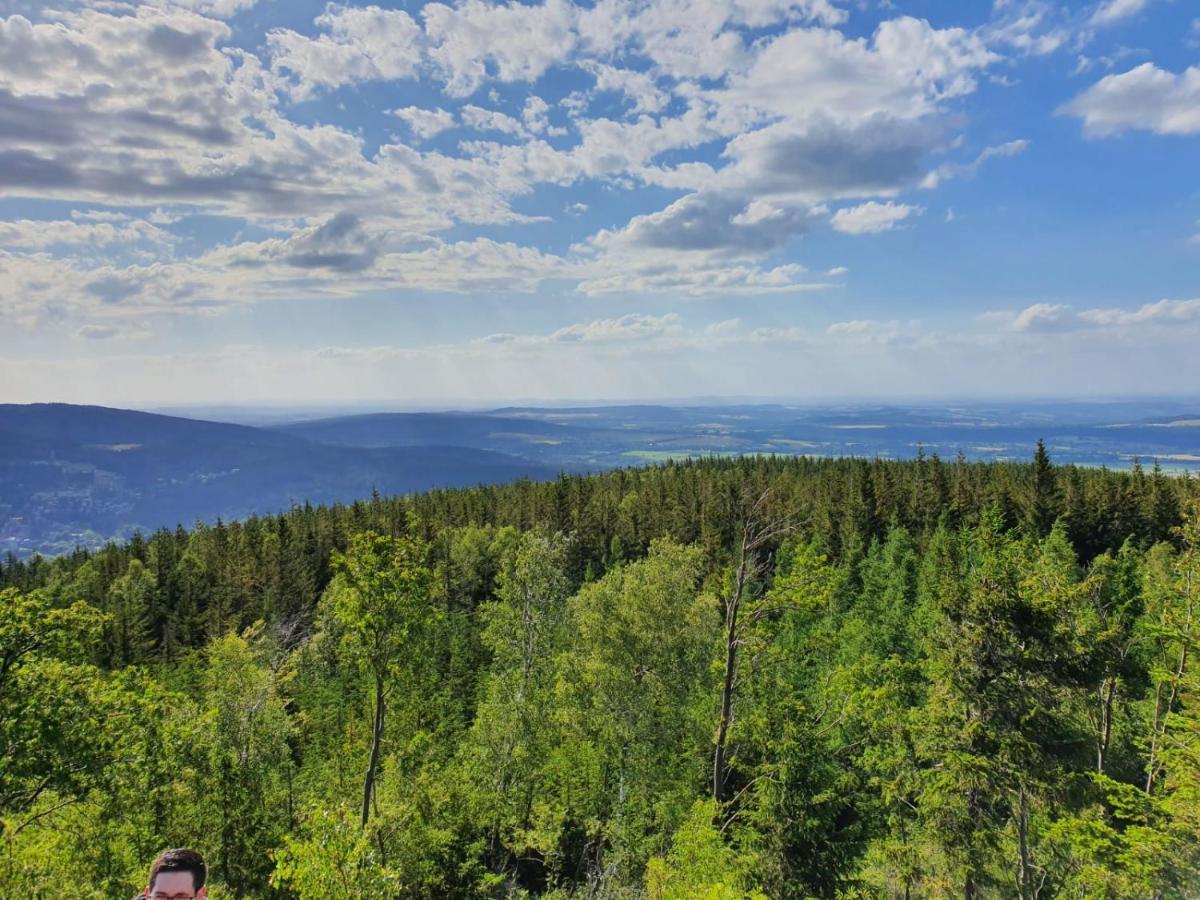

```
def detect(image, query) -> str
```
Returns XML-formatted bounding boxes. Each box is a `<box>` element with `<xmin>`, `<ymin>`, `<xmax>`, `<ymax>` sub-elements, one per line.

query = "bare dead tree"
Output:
<box><xmin>712</xmin><ymin>487</ymin><xmax>793</xmax><ymax>802</ymax></box>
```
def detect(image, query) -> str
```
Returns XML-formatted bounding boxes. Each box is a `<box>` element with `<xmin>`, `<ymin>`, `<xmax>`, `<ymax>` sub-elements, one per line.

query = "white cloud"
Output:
<box><xmin>0</xmin><ymin>2</ymin><xmax>1099</xmax><ymax>342</ymax></box>
<box><xmin>718</xmin><ymin>17</ymin><xmax>997</xmax><ymax>127</ymax></box>
<box><xmin>830</xmin><ymin>201</ymin><xmax>922</xmax><ymax>234</ymax></box>
<box><xmin>0</xmin><ymin>9</ymin><xmax>396</xmax><ymax>223</ymax></box>
<box><xmin>1007</xmin><ymin>299</ymin><xmax>1200</xmax><ymax>332</ymax></box>
<box><xmin>716</xmin><ymin>115</ymin><xmax>949</xmax><ymax>203</ymax></box>
<box><xmin>392</xmin><ymin>106</ymin><xmax>455</xmax><ymax>140</ymax></box>
<box><xmin>706</xmin><ymin>318</ymin><xmax>741</xmax><ymax>335</ymax></box>
<box><xmin>827</xmin><ymin>319</ymin><xmax>874</xmax><ymax>334</ymax></box>
<box><xmin>76</xmin><ymin>324</ymin><xmax>122</xmax><ymax>340</ymax></box>
<box><xmin>167</xmin><ymin>0</ymin><xmax>261</xmax><ymax>18</ymax></box>
<box><xmin>1078</xmin><ymin>298</ymin><xmax>1200</xmax><ymax>327</ymax></box>
<box><xmin>268</xmin><ymin>6</ymin><xmax>422</xmax><ymax>98</ymax></box>
<box><xmin>825</xmin><ymin>319</ymin><xmax>902</xmax><ymax>343</ymax></box>
<box><xmin>583</xmin><ymin>63</ymin><xmax>670</xmax><ymax>114</ymax></box>
<box><xmin>11</xmin><ymin>299</ymin><xmax>1200</xmax><ymax>405</ymax></box>
<box><xmin>461</xmin><ymin>104</ymin><xmax>526</xmax><ymax>136</ymax></box>
<box><xmin>1090</xmin><ymin>0</ymin><xmax>1152</xmax><ymax>28</ymax></box>
<box><xmin>1061</xmin><ymin>64</ymin><xmax>1200</xmax><ymax>136</ymax></box>
<box><xmin>983</xmin><ymin>0</ymin><xmax>1071</xmax><ymax>57</ymax></box>
<box><xmin>1012</xmin><ymin>302</ymin><xmax>1073</xmax><ymax>332</ymax></box>
<box><xmin>522</xmin><ymin>96</ymin><xmax>548</xmax><ymax>133</ymax></box>
<box><xmin>576</xmin><ymin>260</ymin><xmax>827</xmax><ymax>297</ymax></box>
<box><xmin>0</xmin><ymin>217</ymin><xmax>171</xmax><ymax>249</ymax></box>
<box><xmin>423</xmin><ymin>0</ymin><xmax>578</xmax><ymax>96</ymax></box>
<box><xmin>922</xmin><ymin>139</ymin><xmax>1030</xmax><ymax>188</ymax></box>
<box><xmin>475</xmin><ymin>313</ymin><xmax>685</xmax><ymax>350</ymax></box>
<box><xmin>541</xmin><ymin>313</ymin><xmax>682</xmax><ymax>344</ymax></box>
<box><xmin>589</xmin><ymin>192</ymin><xmax>822</xmax><ymax>259</ymax></box>
<box><xmin>76</xmin><ymin>321</ymin><xmax>152</xmax><ymax>341</ymax></box>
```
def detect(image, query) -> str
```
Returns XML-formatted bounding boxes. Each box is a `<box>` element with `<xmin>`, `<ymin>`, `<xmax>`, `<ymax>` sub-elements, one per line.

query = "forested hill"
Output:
<box><xmin>0</xmin><ymin>403</ymin><xmax>557</xmax><ymax>557</ymax></box>
<box><xmin>2</xmin><ymin>453</ymin><xmax>1199</xmax><ymax>897</ymax></box>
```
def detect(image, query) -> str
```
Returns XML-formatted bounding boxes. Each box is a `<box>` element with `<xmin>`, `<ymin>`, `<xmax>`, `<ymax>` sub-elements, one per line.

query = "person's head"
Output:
<box><xmin>144</xmin><ymin>848</ymin><xmax>207</xmax><ymax>900</ymax></box>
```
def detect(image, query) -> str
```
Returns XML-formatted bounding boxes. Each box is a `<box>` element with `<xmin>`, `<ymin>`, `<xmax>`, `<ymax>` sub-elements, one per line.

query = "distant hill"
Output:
<box><xmin>0</xmin><ymin>404</ymin><xmax>556</xmax><ymax>558</ymax></box>
<box><xmin>275</xmin><ymin>411</ymin><xmax>577</xmax><ymax>448</ymax></box>
<box><xmin>6</xmin><ymin>400</ymin><xmax>1200</xmax><ymax>558</ymax></box>
<box><xmin>273</xmin><ymin>401</ymin><xmax>1200</xmax><ymax>473</ymax></box>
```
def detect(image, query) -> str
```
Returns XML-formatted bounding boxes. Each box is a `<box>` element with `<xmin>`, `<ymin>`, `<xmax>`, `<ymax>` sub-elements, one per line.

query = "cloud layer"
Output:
<box><xmin>1</xmin><ymin>0</ymin><xmax>1196</xmax><ymax>403</ymax></box>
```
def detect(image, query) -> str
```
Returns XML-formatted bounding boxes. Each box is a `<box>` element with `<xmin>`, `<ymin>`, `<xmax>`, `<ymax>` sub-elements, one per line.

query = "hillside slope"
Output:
<box><xmin>0</xmin><ymin>404</ymin><xmax>555</xmax><ymax>557</ymax></box>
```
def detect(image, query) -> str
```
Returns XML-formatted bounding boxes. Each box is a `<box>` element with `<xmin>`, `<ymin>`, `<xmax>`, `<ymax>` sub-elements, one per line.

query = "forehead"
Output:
<box><xmin>151</xmin><ymin>870</ymin><xmax>196</xmax><ymax>893</ymax></box>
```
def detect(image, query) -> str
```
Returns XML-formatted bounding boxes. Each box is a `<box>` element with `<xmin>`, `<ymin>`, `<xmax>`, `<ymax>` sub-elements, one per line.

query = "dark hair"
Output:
<box><xmin>148</xmin><ymin>848</ymin><xmax>207</xmax><ymax>891</ymax></box>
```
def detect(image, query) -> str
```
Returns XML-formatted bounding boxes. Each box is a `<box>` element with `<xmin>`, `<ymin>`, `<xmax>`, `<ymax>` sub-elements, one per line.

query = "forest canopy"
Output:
<box><xmin>2</xmin><ymin>451</ymin><xmax>1198</xmax><ymax>897</ymax></box>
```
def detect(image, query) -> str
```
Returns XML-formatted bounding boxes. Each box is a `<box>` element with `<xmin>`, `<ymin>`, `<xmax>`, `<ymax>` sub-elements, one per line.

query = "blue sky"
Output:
<box><xmin>1</xmin><ymin>0</ymin><xmax>1198</xmax><ymax>406</ymax></box>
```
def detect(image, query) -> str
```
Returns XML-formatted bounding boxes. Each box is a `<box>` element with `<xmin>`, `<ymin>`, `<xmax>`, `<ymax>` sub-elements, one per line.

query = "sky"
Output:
<box><xmin>1</xmin><ymin>0</ymin><xmax>1198</xmax><ymax>407</ymax></box>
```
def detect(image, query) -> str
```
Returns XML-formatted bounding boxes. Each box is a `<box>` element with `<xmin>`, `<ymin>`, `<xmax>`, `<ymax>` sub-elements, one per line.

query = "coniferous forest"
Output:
<box><xmin>2</xmin><ymin>450</ymin><xmax>1199</xmax><ymax>898</ymax></box>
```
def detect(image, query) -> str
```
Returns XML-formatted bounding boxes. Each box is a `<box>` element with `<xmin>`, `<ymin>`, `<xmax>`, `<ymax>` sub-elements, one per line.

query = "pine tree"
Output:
<box><xmin>1025</xmin><ymin>439</ymin><xmax>1059</xmax><ymax>537</ymax></box>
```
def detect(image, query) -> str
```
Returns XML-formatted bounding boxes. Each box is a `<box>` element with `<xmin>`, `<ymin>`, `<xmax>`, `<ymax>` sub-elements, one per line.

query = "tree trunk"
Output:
<box><xmin>712</xmin><ymin>613</ymin><xmax>738</xmax><ymax>801</ymax></box>
<box><xmin>362</xmin><ymin>674</ymin><xmax>385</xmax><ymax>828</ymax></box>
<box><xmin>713</xmin><ymin>545</ymin><xmax>747</xmax><ymax>802</ymax></box>
<box><xmin>1147</xmin><ymin>568</ymin><xmax>1194</xmax><ymax>793</ymax></box>
<box><xmin>1097</xmin><ymin>678</ymin><xmax>1116</xmax><ymax>774</ymax></box>
<box><xmin>1016</xmin><ymin>787</ymin><xmax>1034</xmax><ymax>899</ymax></box>
<box><xmin>1146</xmin><ymin>644</ymin><xmax>1187</xmax><ymax>793</ymax></box>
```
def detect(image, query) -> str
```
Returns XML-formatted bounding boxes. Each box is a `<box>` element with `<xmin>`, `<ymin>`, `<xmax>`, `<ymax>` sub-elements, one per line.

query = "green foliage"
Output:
<box><xmin>553</xmin><ymin>539</ymin><xmax>716</xmax><ymax>884</ymax></box>
<box><xmin>644</xmin><ymin>799</ymin><xmax>765</xmax><ymax>900</ymax></box>
<box><xmin>271</xmin><ymin>808</ymin><xmax>396</xmax><ymax>898</ymax></box>
<box><xmin>328</xmin><ymin>531</ymin><xmax>437</xmax><ymax>685</ymax></box>
<box><xmin>2</xmin><ymin>457</ymin><xmax>1198</xmax><ymax>897</ymax></box>
<box><xmin>195</xmin><ymin>626</ymin><xmax>295</xmax><ymax>896</ymax></box>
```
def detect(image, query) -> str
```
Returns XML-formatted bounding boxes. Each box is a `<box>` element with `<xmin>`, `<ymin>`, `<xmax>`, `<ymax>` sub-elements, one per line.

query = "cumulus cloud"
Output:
<box><xmin>161</xmin><ymin>0</ymin><xmax>259</xmax><ymax>16</ymax></box>
<box><xmin>0</xmin><ymin>8</ymin><xmax>422</xmax><ymax>224</ymax></box>
<box><xmin>1061</xmin><ymin>64</ymin><xmax>1200</xmax><ymax>136</ymax></box>
<box><xmin>0</xmin><ymin>217</ymin><xmax>171</xmax><ymax>249</ymax></box>
<box><xmin>982</xmin><ymin>0</ymin><xmax>1072</xmax><ymax>56</ymax></box>
<box><xmin>718</xmin><ymin>115</ymin><xmax>949</xmax><ymax>203</ymax></box>
<box><xmin>461</xmin><ymin>104</ymin><xmax>526</xmax><ymax>137</ymax></box>
<box><xmin>706</xmin><ymin>318</ymin><xmax>741</xmax><ymax>335</ymax></box>
<box><xmin>718</xmin><ymin>17</ymin><xmax>997</xmax><ymax>126</ymax></box>
<box><xmin>1078</xmin><ymin>298</ymin><xmax>1200</xmax><ymax>327</ymax></box>
<box><xmin>1007</xmin><ymin>299</ymin><xmax>1200</xmax><ymax>332</ymax></box>
<box><xmin>576</xmin><ymin>261</ymin><xmax>825</xmax><ymax>297</ymax></box>
<box><xmin>268</xmin><ymin>6</ymin><xmax>422</xmax><ymax>98</ymax></box>
<box><xmin>479</xmin><ymin>313</ymin><xmax>684</xmax><ymax>347</ymax></box>
<box><xmin>583</xmin><ymin>63</ymin><xmax>669</xmax><ymax>114</ymax></box>
<box><xmin>76</xmin><ymin>324</ymin><xmax>123</xmax><ymax>340</ymax></box>
<box><xmin>273</xmin><ymin>213</ymin><xmax>380</xmax><ymax>273</ymax></box>
<box><xmin>593</xmin><ymin>192</ymin><xmax>822</xmax><ymax>258</ymax></box>
<box><xmin>424</xmin><ymin>0</ymin><xmax>578</xmax><ymax>96</ymax></box>
<box><xmin>830</xmin><ymin>201</ymin><xmax>922</xmax><ymax>235</ymax></box>
<box><xmin>0</xmin><ymin>0</ymin><xmax>1094</xmax><ymax>336</ymax></box>
<box><xmin>1090</xmin><ymin>0</ymin><xmax>1152</xmax><ymax>28</ymax></box>
<box><xmin>392</xmin><ymin>106</ymin><xmax>455</xmax><ymax>140</ymax></box>
<box><xmin>1011</xmin><ymin>302</ymin><xmax>1074</xmax><ymax>332</ymax></box>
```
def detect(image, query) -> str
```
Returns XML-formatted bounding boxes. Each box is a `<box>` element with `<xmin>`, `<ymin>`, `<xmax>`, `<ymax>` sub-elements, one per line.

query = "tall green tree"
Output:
<box><xmin>555</xmin><ymin>538</ymin><xmax>716</xmax><ymax>884</ymax></box>
<box><xmin>324</xmin><ymin>531</ymin><xmax>436</xmax><ymax>828</ymax></box>
<box><xmin>1025</xmin><ymin>439</ymin><xmax>1060</xmax><ymax>538</ymax></box>
<box><xmin>464</xmin><ymin>530</ymin><xmax>571</xmax><ymax>884</ymax></box>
